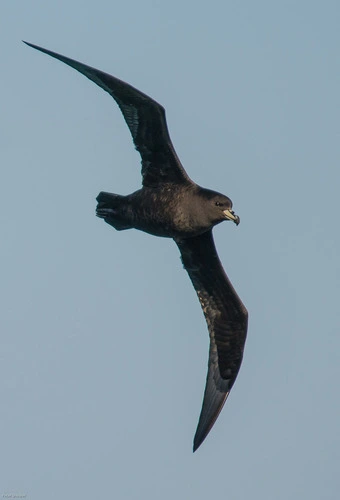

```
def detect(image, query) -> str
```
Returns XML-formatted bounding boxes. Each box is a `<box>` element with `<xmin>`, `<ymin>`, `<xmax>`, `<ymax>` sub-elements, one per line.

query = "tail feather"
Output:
<box><xmin>96</xmin><ymin>191</ymin><xmax>132</xmax><ymax>231</ymax></box>
<box><xmin>96</xmin><ymin>191</ymin><xmax>124</xmax><ymax>206</ymax></box>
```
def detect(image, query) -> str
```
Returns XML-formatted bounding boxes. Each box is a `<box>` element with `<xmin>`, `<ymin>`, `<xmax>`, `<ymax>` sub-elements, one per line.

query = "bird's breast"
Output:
<box><xmin>127</xmin><ymin>186</ymin><xmax>207</xmax><ymax>239</ymax></box>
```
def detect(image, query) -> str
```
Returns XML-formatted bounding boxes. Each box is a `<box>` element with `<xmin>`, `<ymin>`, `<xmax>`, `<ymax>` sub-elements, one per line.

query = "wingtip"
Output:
<box><xmin>22</xmin><ymin>40</ymin><xmax>44</xmax><ymax>51</ymax></box>
<box><xmin>193</xmin><ymin>429</ymin><xmax>205</xmax><ymax>452</ymax></box>
<box><xmin>193</xmin><ymin>441</ymin><xmax>200</xmax><ymax>453</ymax></box>
<box><xmin>23</xmin><ymin>41</ymin><xmax>41</xmax><ymax>51</ymax></box>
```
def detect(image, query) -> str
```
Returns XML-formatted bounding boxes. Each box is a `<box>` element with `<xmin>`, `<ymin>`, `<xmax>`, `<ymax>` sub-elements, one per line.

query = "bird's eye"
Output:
<box><xmin>215</xmin><ymin>201</ymin><xmax>221</xmax><ymax>206</ymax></box>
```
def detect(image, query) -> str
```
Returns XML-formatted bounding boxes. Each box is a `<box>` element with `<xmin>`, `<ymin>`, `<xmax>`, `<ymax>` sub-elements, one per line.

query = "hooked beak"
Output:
<box><xmin>223</xmin><ymin>209</ymin><xmax>240</xmax><ymax>226</ymax></box>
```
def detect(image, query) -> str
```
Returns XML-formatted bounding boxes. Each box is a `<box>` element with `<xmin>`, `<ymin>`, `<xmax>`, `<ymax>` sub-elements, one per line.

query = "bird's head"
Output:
<box><xmin>200</xmin><ymin>188</ymin><xmax>240</xmax><ymax>227</ymax></box>
<box><xmin>212</xmin><ymin>194</ymin><xmax>240</xmax><ymax>225</ymax></box>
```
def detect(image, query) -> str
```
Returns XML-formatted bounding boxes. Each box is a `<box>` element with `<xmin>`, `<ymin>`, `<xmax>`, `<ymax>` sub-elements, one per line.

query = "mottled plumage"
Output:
<box><xmin>24</xmin><ymin>41</ymin><xmax>248</xmax><ymax>451</ymax></box>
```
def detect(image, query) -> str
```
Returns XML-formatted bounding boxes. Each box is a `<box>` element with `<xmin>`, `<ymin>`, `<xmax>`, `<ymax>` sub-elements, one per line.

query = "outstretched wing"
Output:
<box><xmin>23</xmin><ymin>41</ymin><xmax>191</xmax><ymax>188</ymax></box>
<box><xmin>176</xmin><ymin>230</ymin><xmax>248</xmax><ymax>451</ymax></box>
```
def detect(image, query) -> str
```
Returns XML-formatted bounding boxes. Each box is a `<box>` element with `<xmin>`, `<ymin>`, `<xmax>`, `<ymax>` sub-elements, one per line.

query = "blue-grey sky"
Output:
<box><xmin>2</xmin><ymin>1</ymin><xmax>340</xmax><ymax>499</ymax></box>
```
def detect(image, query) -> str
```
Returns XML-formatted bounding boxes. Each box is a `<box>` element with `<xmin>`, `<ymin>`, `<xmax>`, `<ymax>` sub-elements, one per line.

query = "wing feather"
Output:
<box><xmin>176</xmin><ymin>230</ymin><xmax>248</xmax><ymax>451</ymax></box>
<box><xmin>23</xmin><ymin>41</ymin><xmax>191</xmax><ymax>187</ymax></box>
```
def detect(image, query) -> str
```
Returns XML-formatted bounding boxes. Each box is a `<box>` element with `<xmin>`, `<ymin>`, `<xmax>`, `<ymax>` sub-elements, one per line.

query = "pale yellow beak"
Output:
<box><xmin>223</xmin><ymin>209</ymin><xmax>240</xmax><ymax>225</ymax></box>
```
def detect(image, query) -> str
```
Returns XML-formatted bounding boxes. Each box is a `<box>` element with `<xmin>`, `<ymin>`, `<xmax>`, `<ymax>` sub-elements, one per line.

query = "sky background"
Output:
<box><xmin>1</xmin><ymin>1</ymin><xmax>340</xmax><ymax>499</ymax></box>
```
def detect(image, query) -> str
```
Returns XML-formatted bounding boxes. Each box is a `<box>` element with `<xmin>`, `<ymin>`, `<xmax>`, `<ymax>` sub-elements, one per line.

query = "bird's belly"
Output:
<box><xmin>131</xmin><ymin>217</ymin><xmax>179</xmax><ymax>238</ymax></box>
<box><xmin>132</xmin><ymin>212</ymin><xmax>211</xmax><ymax>239</ymax></box>
<box><xmin>128</xmin><ymin>188</ymin><xmax>213</xmax><ymax>239</ymax></box>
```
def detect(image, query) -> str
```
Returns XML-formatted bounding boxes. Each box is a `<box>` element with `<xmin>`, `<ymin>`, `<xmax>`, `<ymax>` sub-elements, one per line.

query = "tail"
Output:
<box><xmin>96</xmin><ymin>191</ymin><xmax>132</xmax><ymax>231</ymax></box>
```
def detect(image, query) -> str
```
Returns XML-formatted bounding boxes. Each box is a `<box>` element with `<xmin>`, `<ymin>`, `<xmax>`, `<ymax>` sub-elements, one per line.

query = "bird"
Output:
<box><xmin>24</xmin><ymin>41</ymin><xmax>248</xmax><ymax>452</ymax></box>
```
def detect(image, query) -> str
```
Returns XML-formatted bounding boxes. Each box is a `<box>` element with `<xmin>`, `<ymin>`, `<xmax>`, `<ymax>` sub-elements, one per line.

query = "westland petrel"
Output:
<box><xmin>24</xmin><ymin>41</ymin><xmax>248</xmax><ymax>451</ymax></box>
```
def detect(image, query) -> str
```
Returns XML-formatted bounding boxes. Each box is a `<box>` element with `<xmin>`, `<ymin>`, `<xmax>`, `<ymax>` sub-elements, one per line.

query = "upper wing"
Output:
<box><xmin>23</xmin><ymin>41</ymin><xmax>191</xmax><ymax>188</ymax></box>
<box><xmin>175</xmin><ymin>230</ymin><xmax>248</xmax><ymax>451</ymax></box>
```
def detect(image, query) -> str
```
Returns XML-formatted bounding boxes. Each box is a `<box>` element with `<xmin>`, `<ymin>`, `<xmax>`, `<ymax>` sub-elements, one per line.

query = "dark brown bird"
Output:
<box><xmin>24</xmin><ymin>41</ymin><xmax>248</xmax><ymax>451</ymax></box>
